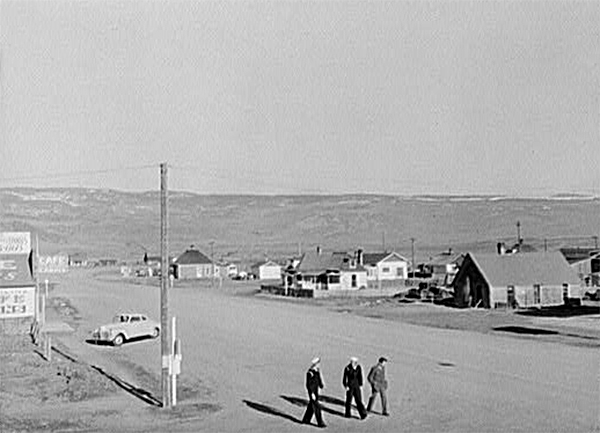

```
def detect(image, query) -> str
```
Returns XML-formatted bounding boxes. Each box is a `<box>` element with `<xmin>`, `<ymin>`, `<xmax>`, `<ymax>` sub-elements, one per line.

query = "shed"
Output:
<box><xmin>453</xmin><ymin>252</ymin><xmax>582</xmax><ymax>309</ymax></box>
<box><xmin>173</xmin><ymin>248</ymin><xmax>214</xmax><ymax>280</ymax></box>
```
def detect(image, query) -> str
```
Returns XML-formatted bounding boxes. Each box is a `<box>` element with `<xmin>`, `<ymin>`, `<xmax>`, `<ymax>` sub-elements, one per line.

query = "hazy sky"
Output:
<box><xmin>1</xmin><ymin>0</ymin><xmax>598</xmax><ymax>196</ymax></box>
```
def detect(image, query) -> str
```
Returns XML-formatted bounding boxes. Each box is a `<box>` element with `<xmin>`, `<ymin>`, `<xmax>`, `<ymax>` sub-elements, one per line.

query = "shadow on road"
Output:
<box><xmin>493</xmin><ymin>326</ymin><xmax>559</xmax><ymax>335</ymax></box>
<box><xmin>85</xmin><ymin>335</ymin><xmax>157</xmax><ymax>347</ymax></box>
<box><xmin>90</xmin><ymin>365</ymin><xmax>162</xmax><ymax>407</ymax></box>
<box><xmin>242</xmin><ymin>400</ymin><xmax>302</xmax><ymax>424</ymax></box>
<box><xmin>280</xmin><ymin>395</ymin><xmax>349</xmax><ymax>418</ymax></box>
<box><xmin>515</xmin><ymin>305</ymin><xmax>600</xmax><ymax>318</ymax></box>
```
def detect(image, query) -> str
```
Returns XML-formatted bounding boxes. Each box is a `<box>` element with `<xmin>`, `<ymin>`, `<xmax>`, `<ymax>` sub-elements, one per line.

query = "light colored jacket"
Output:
<box><xmin>367</xmin><ymin>364</ymin><xmax>388</xmax><ymax>391</ymax></box>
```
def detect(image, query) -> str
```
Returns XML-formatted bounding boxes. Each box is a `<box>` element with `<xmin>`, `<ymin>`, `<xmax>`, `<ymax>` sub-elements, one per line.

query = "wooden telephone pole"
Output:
<box><xmin>160</xmin><ymin>163</ymin><xmax>171</xmax><ymax>408</ymax></box>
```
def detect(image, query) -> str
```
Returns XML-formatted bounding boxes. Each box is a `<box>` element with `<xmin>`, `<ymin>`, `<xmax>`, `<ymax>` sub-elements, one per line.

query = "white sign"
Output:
<box><xmin>0</xmin><ymin>232</ymin><xmax>31</xmax><ymax>255</ymax></box>
<box><xmin>38</xmin><ymin>255</ymin><xmax>69</xmax><ymax>273</ymax></box>
<box><xmin>0</xmin><ymin>287</ymin><xmax>35</xmax><ymax>318</ymax></box>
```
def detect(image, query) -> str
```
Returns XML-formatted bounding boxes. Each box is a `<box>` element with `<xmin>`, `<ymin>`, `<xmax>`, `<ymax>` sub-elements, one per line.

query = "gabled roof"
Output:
<box><xmin>427</xmin><ymin>252</ymin><xmax>464</xmax><ymax>267</ymax></box>
<box><xmin>174</xmin><ymin>249</ymin><xmax>212</xmax><ymax>265</ymax></box>
<box><xmin>251</xmin><ymin>259</ymin><xmax>282</xmax><ymax>269</ymax></box>
<box><xmin>296</xmin><ymin>251</ymin><xmax>365</xmax><ymax>274</ymax></box>
<box><xmin>465</xmin><ymin>252</ymin><xmax>580</xmax><ymax>287</ymax></box>
<box><xmin>559</xmin><ymin>247</ymin><xmax>600</xmax><ymax>265</ymax></box>
<box><xmin>363</xmin><ymin>251</ymin><xmax>408</xmax><ymax>265</ymax></box>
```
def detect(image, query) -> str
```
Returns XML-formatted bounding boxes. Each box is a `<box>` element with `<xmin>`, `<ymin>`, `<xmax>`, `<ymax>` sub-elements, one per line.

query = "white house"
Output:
<box><xmin>251</xmin><ymin>259</ymin><xmax>282</xmax><ymax>281</ymax></box>
<box><xmin>362</xmin><ymin>251</ymin><xmax>409</xmax><ymax>281</ymax></box>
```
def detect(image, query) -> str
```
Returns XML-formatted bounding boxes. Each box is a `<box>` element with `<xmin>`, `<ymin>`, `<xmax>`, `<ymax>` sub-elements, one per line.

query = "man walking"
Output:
<box><xmin>367</xmin><ymin>356</ymin><xmax>389</xmax><ymax>416</ymax></box>
<box><xmin>342</xmin><ymin>356</ymin><xmax>368</xmax><ymax>419</ymax></box>
<box><xmin>302</xmin><ymin>357</ymin><xmax>326</xmax><ymax>428</ymax></box>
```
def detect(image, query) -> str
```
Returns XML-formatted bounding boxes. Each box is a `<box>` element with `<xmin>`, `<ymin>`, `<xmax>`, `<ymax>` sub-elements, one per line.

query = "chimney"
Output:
<box><xmin>357</xmin><ymin>249</ymin><xmax>363</xmax><ymax>266</ymax></box>
<box><xmin>316</xmin><ymin>246</ymin><xmax>321</xmax><ymax>256</ymax></box>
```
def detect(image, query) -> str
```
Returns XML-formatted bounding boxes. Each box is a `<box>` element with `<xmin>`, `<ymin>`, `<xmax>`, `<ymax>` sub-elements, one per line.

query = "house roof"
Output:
<box><xmin>559</xmin><ymin>247</ymin><xmax>600</xmax><ymax>264</ymax></box>
<box><xmin>174</xmin><ymin>249</ymin><xmax>212</xmax><ymax>265</ymax></box>
<box><xmin>362</xmin><ymin>251</ymin><xmax>408</xmax><ymax>265</ymax></box>
<box><xmin>251</xmin><ymin>259</ymin><xmax>282</xmax><ymax>269</ymax></box>
<box><xmin>296</xmin><ymin>251</ymin><xmax>365</xmax><ymax>274</ymax></box>
<box><xmin>427</xmin><ymin>252</ymin><xmax>464</xmax><ymax>267</ymax></box>
<box><xmin>467</xmin><ymin>252</ymin><xmax>580</xmax><ymax>287</ymax></box>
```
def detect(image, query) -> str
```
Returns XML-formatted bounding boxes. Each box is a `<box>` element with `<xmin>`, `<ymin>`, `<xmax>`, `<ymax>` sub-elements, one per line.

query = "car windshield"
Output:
<box><xmin>112</xmin><ymin>315</ymin><xmax>128</xmax><ymax>323</ymax></box>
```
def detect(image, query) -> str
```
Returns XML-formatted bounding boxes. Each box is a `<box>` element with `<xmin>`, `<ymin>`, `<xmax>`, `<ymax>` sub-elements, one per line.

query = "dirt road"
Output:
<box><xmin>52</xmin><ymin>270</ymin><xmax>599</xmax><ymax>432</ymax></box>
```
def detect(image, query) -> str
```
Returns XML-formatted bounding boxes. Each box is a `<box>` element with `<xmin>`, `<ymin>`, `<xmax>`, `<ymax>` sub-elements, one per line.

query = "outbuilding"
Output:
<box><xmin>173</xmin><ymin>248</ymin><xmax>214</xmax><ymax>280</ymax></box>
<box><xmin>453</xmin><ymin>252</ymin><xmax>583</xmax><ymax>309</ymax></box>
<box><xmin>251</xmin><ymin>259</ymin><xmax>282</xmax><ymax>281</ymax></box>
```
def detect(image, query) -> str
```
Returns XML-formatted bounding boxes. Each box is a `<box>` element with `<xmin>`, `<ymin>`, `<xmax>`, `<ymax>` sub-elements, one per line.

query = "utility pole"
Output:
<box><xmin>410</xmin><ymin>237</ymin><xmax>416</xmax><ymax>278</ymax></box>
<box><xmin>593</xmin><ymin>235</ymin><xmax>598</xmax><ymax>250</ymax></box>
<box><xmin>160</xmin><ymin>163</ymin><xmax>171</xmax><ymax>408</ymax></box>
<box><xmin>516</xmin><ymin>221</ymin><xmax>521</xmax><ymax>244</ymax></box>
<box><xmin>382</xmin><ymin>231</ymin><xmax>386</xmax><ymax>252</ymax></box>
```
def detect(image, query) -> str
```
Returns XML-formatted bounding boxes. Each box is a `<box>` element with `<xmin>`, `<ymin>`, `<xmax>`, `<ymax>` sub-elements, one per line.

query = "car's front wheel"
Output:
<box><xmin>152</xmin><ymin>327</ymin><xmax>160</xmax><ymax>338</ymax></box>
<box><xmin>112</xmin><ymin>334</ymin><xmax>125</xmax><ymax>346</ymax></box>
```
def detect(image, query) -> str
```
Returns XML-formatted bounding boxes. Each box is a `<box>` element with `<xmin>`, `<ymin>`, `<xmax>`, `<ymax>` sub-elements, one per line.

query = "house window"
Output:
<box><xmin>382</xmin><ymin>267</ymin><xmax>390</xmax><ymax>273</ymax></box>
<box><xmin>396</xmin><ymin>267</ymin><xmax>403</xmax><ymax>277</ymax></box>
<box><xmin>562</xmin><ymin>283</ymin><xmax>569</xmax><ymax>300</ymax></box>
<box><xmin>533</xmin><ymin>284</ymin><xmax>541</xmax><ymax>304</ymax></box>
<box><xmin>351</xmin><ymin>274</ymin><xmax>357</xmax><ymax>288</ymax></box>
<box><xmin>329</xmin><ymin>275</ymin><xmax>340</xmax><ymax>284</ymax></box>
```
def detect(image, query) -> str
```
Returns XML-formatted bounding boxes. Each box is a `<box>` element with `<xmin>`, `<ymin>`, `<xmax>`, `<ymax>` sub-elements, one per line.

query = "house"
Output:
<box><xmin>560</xmin><ymin>247</ymin><xmax>600</xmax><ymax>287</ymax></box>
<box><xmin>173</xmin><ymin>248</ymin><xmax>214</xmax><ymax>280</ymax></box>
<box><xmin>283</xmin><ymin>248</ymin><xmax>367</xmax><ymax>292</ymax></box>
<box><xmin>215</xmin><ymin>261</ymin><xmax>238</xmax><ymax>278</ymax></box>
<box><xmin>424</xmin><ymin>249</ymin><xmax>465</xmax><ymax>286</ymax></box>
<box><xmin>362</xmin><ymin>251</ymin><xmax>409</xmax><ymax>281</ymax></box>
<box><xmin>251</xmin><ymin>259</ymin><xmax>282</xmax><ymax>281</ymax></box>
<box><xmin>68</xmin><ymin>252</ymin><xmax>88</xmax><ymax>267</ymax></box>
<box><xmin>453</xmin><ymin>252</ymin><xmax>583</xmax><ymax>309</ymax></box>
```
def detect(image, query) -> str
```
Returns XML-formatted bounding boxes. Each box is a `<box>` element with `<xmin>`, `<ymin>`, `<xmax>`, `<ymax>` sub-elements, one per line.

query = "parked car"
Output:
<box><xmin>90</xmin><ymin>313</ymin><xmax>160</xmax><ymax>346</ymax></box>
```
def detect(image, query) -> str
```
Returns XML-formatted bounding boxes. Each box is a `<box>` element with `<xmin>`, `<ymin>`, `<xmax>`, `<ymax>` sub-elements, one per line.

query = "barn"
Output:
<box><xmin>453</xmin><ymin>252</ymin><xmax>583</xmax><ymax>309</ymax></box>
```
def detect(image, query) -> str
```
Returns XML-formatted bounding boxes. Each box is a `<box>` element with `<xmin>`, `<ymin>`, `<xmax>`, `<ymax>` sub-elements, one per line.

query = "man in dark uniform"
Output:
<box><xmin>367</xmin><ymin>356</ymin><xmax>389</xmax><ymax>416</ymax></box>
<box><xmin>342</xmin><ymin>356</ymin><xmax>368</xmax><ymax>419</ymax></box>
<box><xmin>302</xmin><ymin>357</ymin><xmax>326</xmax><ymax>428</ymax></box>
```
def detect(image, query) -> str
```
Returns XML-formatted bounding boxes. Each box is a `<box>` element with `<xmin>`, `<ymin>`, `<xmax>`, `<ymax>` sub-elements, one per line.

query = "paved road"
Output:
<box><xmin>55</xmin><ymin>270</ymin><xmax>599</xmax><ymax>432</ymax></box>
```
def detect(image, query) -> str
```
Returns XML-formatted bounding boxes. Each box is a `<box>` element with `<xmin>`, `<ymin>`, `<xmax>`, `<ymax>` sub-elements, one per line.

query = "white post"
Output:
<box><xmin>171</xmin><ymin>316</ymin><xmax>177</xmax><ymax>406</ymax></box>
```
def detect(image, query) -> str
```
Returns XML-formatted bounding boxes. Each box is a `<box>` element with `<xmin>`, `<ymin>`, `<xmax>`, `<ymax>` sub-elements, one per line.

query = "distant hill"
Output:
<box><xmin>1</xmin><ymin>188</ymin><xmax>598</xmax><ymax>268</ymax></box>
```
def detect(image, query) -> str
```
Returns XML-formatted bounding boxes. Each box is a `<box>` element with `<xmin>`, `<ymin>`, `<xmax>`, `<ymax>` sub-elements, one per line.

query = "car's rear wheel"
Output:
<box><xmin>152</xmin><ymin>327</ymin><xmax>160</xmax><ymax>338</ymax></box>
<box><xmin>112</xmin><ymin>334</ymin><xmax>125</xmax><ymax>346</ymax></box>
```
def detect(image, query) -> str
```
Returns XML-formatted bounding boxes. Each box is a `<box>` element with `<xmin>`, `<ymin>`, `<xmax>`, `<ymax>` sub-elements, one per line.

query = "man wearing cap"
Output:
<box><xmin>342</xmin><ymin>357</ymin><xmax>368</xmax><ymax>419</ymax></box>
<box><xmin>367</xmin><ymin>357</ymin><xmax>389</xmax><ymax>416</ymax></box>
<box><xmin>302</xmin><ymin>357</ymin><xmax>326</xmax><ymax>428</ymax></box>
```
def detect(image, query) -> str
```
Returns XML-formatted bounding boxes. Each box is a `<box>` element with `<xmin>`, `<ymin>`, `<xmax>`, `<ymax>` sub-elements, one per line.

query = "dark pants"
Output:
<box><xmin>367</xmin><ymin>387</ymin><xmax>388</xmax><ymax>414</ymax></box>
<box><xmin>302</xmin><ymin>395</ymin><xmax>325</xmax><ymax>426</ymax></box>
<box><xmin>345</xmin><ymin>387</ymin><xmax>367</xmax><ymax>419</ymax></box>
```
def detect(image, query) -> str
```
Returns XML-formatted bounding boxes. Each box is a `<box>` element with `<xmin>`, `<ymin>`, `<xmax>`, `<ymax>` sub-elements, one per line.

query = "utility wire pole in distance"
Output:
<box><xmin>160</xmin><ymin>163</ymin><xmax>171</xmax><ymax>408</ymax></box>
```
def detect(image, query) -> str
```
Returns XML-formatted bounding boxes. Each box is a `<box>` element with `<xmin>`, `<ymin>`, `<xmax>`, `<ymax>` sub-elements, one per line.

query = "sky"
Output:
<box><xmin>0</xmin><ymin>0</ymin><xmax>598</xmax><ymax>196</ymax></box>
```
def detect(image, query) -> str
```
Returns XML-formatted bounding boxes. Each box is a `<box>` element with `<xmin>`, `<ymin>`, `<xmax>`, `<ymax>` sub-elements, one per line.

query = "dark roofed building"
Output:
<box><xmin>173</xmin><ymin>248</ymin><xmax>214</xmax><ymax>280</ymax></box>
<box><xmin>453</xmin><ymin>252</ymin><xmax>582</xmax><ymax>309</ymax></box>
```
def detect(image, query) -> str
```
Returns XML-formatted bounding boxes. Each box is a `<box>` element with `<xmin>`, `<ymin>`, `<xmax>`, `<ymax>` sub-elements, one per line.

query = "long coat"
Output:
<box><xmin>343</xmin><ymin>363</ymin><xmax>363</xmax><ymax>389</ymax></box>
<box><xmin>367</xmin><ymin>364</ymin><xmax>388</xmax><ymax>391</ymax></box>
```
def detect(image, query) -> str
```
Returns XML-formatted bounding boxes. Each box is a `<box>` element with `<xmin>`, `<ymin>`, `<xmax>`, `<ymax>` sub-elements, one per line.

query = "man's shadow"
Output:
<box><xmin>280</xmin><ymin>395</ymin><xmax>354</xmax><ymax>418</ymax></box>
<box><xmin>242</xmin><ymin>400</ymin><xmax>303</xmax><ymax>424</ymax></box>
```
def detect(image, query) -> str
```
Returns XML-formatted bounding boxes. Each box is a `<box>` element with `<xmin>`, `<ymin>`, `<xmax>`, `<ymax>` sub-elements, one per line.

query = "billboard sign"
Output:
<box><xmin>0</xmin><ymin>232</ymin><xmax>31</xmax><ymax>255</ymax></box>
<box><xmin>0</xmin><ymin>287</ymin><xmax>35</xmax><ymax>318</ymax></box>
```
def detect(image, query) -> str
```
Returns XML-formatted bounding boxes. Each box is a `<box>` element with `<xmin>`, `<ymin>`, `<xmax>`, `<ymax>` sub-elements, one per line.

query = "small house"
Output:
<box><xmin>453</xmin><ymin>252</ymin><xmax>583</xmax><ymax>309</ymax></box>
<box><xmin>173</xmin><ymin>248</ymin><xmax>214</xmax><ymax>280</ymax></box>
<box><xmin>251</xmin><ymin>259</ymin><xmax>282</xmax><ymax>281</ymax></box>
<box><xmin>284</xmin><ymin>248</ymin><xmax>367</xmax><ymax>292</ymax></box>
<box><xmin>424</xmin><ymin>249</ymin><xmax>464</xmax><ymax>286</ymax></box>
<box><xmin>560</xmin><ymin>247</ymin><xmax>600</xmax><ymax>287</ymax></box>
<box><xmin>362</xmin><ymin>251</ymin><xmax>409</xmax><ymax>281</ymax></box>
